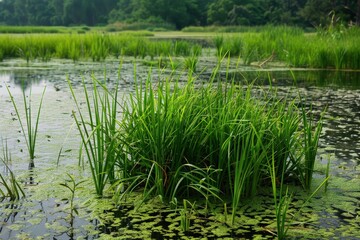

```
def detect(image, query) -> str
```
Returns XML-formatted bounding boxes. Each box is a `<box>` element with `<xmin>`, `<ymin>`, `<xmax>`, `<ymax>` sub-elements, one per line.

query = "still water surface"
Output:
<box><xmin>0</xmin><ymin>59</ymin><xmax>359</xmax><ymax>239</ymax></box>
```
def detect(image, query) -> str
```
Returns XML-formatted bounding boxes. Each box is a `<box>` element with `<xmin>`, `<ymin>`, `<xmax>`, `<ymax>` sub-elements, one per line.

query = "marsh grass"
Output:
<box><xmin>184</xmin><ymin>55</ymin><xmax>198</xmax><ymax>73</ymax></box>
<box><xmin>116</xmin><ymin>63</ymin><xmax>323</xmax><ymax>225</ymax></box>
<box><xmin>180</xmin><ymin>199</ymin><xmax>195</xmax><ymax>232</ymax></box>
<box><xmin>325</xmin><ymin>154</ymin><xmax>331</xmax><ymax>193</ymax></box>
<box><xmin>269</xmin><ymin>144</ymin><xmax>290</xmax><ymax>239</ymax></box>
<box><xmin>210</xmin><ymin>26</ymin><xmax>360</xmax><ymax>69</ymax></box>
<box><xmin>0</xmin><ymin>143</ymin><xmax>25</xmax><ymax>201</ymax></box>
<box><xmin>6</xmin><ymin>85</ymin><xmax>46</xmax><ymax>160</ymax></box>
<box><xmin>302</xmin><ymin>106</ymin><xmax>324</xmax><ymax>190</ymax></box>
<box><xmin>68</xmin><ymin>74</ymin><xmax>121</xmax><ymax>196</ymax></box>
<box><xmin>90</xmin><ymin>34</ymin><xmax>110</xmax><ymax>61</ymax></box>
<box><xmin>0</xmin><ymin>33</ymin><xmax>201</xmax><ymax>62</ymax></box>
<box><xmin>0</xmin><ymin>25</ymin><xmax>87</xmax><ymax>34</ymax></box>
<box><xmin>65</xmin><ymin>61</ymin><xmax>324</xmax><ymax>230</ymax></box>
<box><xmin>0</xmin><ymin>167</ymin><xmax>25</xmax><ymax>202</ymax></box>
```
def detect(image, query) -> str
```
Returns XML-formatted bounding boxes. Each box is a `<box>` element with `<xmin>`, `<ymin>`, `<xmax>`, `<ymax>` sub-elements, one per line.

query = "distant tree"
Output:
<box><xmin>207</xmin><ymin>0</ymin><xmax>235</xmax><ymax>25</ymax></box>
<box><xmin>300</xmin><ymin>0</ymin><xmax>356</xmax><ymax>27</ymax></box>
<box><xmin>357</xmin><ymin>0</ymin><xmax>360</xmax><ymax>25</ymax></box>
<box><xmin>109</xmin><ymin>0</ymin><xmax>207</xmax><ymax>29</ymax></box>
<box><xmin>207</xmin><ymin>0</ymin><xmax>266</xmax><ymax>25</ymax></box>
<box><xmin>264</xmin><ymin>0</ymin><xmax>306</xmax><ymax>26</ymax></box>
<box><xmin>27</xmin><ymin>0</ymin><xmax>52</xmax><ymax>25</ymax></box>
<box><xmin>13</xmin><ymin>0</ymin><xmax>28</xmax><ymax>25</ymax></box>
<box><xmin>0</xmin><ymin>0</ymin><xmax>16</xmax><ymax>24</ymax></box>
<box><xmin>48</xmin><ymin>0</ymin><xmax>64</xmax><ymax>25</ymax></box>
<box><xmin>0</xmin><ymin>0</ymin><xmax>357</xmax><ymax>28</ymax></box>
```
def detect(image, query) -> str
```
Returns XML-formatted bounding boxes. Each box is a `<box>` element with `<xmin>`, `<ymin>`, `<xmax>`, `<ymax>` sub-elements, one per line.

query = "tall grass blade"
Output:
<box><xmin>6</xmin><ymin>85</ymin><xmax>46</xmax><ymax>160</ymax></box>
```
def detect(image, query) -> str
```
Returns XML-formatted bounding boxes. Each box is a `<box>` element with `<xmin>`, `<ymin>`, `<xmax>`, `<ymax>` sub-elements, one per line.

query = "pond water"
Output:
<box><xmin>0</xmin><ymin>58</ymin><xmax>359</xmax><ymax>239</ymax></box>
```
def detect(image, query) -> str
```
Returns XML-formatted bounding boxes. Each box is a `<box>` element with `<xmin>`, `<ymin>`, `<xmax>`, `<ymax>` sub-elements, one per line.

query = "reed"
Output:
<box><xmin>269</xmin><ymin>144</ymin><xmax>290</xmax><ymax>240</ymax></box>
<box><xmin>301</xmin><ymin>106</ymin><xmax>324</xmax><ymax>190</ymax></box>
<box><xmin>174</xmin><ymin>40</ymin><xmax>191</xmax><ymax>56</ymax></box>
<box><xmin>118</xmin><ymin>64</ymin><xmax>321</xmax><ymax>220</ymax></box>
<box><xmin>180</xmin><ymin>199</ymin><xmax>195</xmax><ymax>232</ymax></box>
<box><xmin>64</xmin><ymin>62</ymin><xmax>323</xmax><ymax>227</ymax></box>
<box><xmin>0</xmin><ymin>169</ymin><xmax>25</xmax><ymax>202</ymax></box>
<box><xmin>0</xmin><ymin>33</ymin><xmax>201</xmax><ymax>62</ymax></box>
<box><xmin>325</xmin><ymin>154</ymin><xmax>331</xmax><ymax>193</ymax></box>
<box><xmin>0</xmin><ymin>144</ymin><xmax>25</xmax><ymax>201</ymax></box>
<box><xmin>184</xmin><ymin>55</ymin><xmax>198</xmax><ymax>73</ymax></box>
<box><xmin>214</xmin><ymin>35</ymin><xmax>224</xmax><ymax>57</ymax></box>
<box><xmin>90</xmin><ymin>34</ymin><xmax>110</xmax><ymax>61</ymax></box>
<box><xmin>6</xmin><ymin>85</ymin><xmax>46</xmax><ymax>160</ymax></box>
<box><xmin>68</xmin><ymin>75</ymin><xmax>121</xmax><ymax>196</ymax></box>
<box><xmin>17</xmin><ymin>36</ymin><xmax>35</xmax><ymax>64</ymax></box>
<box><xmin>216</xmin><ymin>25</ymin><xmax>360</xmax><ymax>69</ymax></box>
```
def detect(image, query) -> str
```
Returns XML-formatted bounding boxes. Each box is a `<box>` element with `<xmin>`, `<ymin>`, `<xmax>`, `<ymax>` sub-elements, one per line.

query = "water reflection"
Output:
<box><xmin>0</xmin><ymin>71</ymin><xmax>45</xmax><ymax>93</ymax></box>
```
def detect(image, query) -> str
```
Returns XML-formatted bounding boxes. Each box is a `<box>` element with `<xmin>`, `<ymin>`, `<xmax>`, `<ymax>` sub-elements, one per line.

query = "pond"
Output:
<box><xmin>0</xmin><ymin>58</ymin><xmax>359</xmax><ymax>239</ymax></box>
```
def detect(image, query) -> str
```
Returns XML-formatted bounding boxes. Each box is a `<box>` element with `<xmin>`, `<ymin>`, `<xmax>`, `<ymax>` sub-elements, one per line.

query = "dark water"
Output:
<box><xmin>0</xmin><ymin>59</ymin><xmax>359</xmax><ymax>239</ymax></box>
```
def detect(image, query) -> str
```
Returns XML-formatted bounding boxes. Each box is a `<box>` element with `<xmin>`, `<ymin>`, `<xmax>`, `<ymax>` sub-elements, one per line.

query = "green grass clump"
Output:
<box><xmin>0</xmin><ymin>142</ymin><xmax>25</xmax><ymax>201</ymax></box>
<box><xmin>68</xmin><ymin>75</ymin><xmax>121</xmax><ymax>196</ymax></box>
<box><xmin>115</xmin><ymin>66</ymin><xmax>323</xmax><ymax>222</ymax></box>
<box><xmin>0</xmin><ymin>33</ymin><xmax>201</xmax><ymax>62</ymax></box>
<box><xmin>211</xmin><ymin>25</ymin><xmax>360</xmax><ymax>69</ymax></box>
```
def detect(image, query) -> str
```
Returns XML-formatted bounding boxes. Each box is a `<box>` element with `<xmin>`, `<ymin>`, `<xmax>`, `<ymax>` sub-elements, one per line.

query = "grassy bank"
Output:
<box><xmin>0</xmin><ymin>25</ymin><xmax>98</xmax><ymax>34</ymax></box>
<box><xmin>0</xmin><ymin>32</ymin><xmax>201</xmax><ymax>62</ymax></box>
<box><xmin>2</xmin><ymin>25</ymin><xmax>360</xmax><ymax>70</ymax></box>
<box><xmin>214</xmin><ymin>26</ymin><xmax>360</xmax><ymax>69</ymax></box>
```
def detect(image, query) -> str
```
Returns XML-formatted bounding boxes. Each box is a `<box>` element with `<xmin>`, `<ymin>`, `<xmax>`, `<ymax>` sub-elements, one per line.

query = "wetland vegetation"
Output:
<box><xmin>0</xmin><ymin>16</ymin><xmax>360</xmax><ymax>240</ymax></box>
<box><xmin>1</xmin><ymin>25</ymin><xmax>360</xmax><ymax>70</ymax></box>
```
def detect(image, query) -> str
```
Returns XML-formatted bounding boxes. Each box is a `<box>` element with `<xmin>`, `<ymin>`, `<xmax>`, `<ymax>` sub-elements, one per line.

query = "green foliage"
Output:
<box><xmin>0</xmin><ymin>33</ymin><xmax>201</xmax><ymax>62</ymax></box>
<box><xmin>119</xmin><ymin>64</ymin><xmax>323</xmax><ymax>217</ymax></box>
<box><xmin>90</xmin><ymin>34</ymin><xmax>110</xmax><ymax>62</ymax></box>
<box><xmin>210</xmin><ymin>25</ymin><xmax>360</xmax><ymax>69</ymax></box>
<box><xmin>301</xmin><ymin>106</ymin><xmax>324</xmax><ymax>190</ymax></box>
<box><xmin>0</xmin><ymin>143</ymin><xmax>25</xmax><ymax>202</ymax></box>
<box><xmin>184</xmin><ymin>55</ymin><xmax>198</xmax><ymax>73</ymax></box>
<box><xmin>68</xmin><ymin>75</ymin><xmax>121</xmax><ymax>196</ymax></box>
<box><xmin>6</xmin><ymin>85</ymin><xmax>46</xmax><ymax>160</ymax></box>
<box><xmin>0</xmin><ymin>0</ymin><xmax>357</xmax><ymax>28</ymax></box>
<box><xmin>59</xmin><ymin>174</ymin><xmax>85</xmax><ymax>219</ymax></box>
<box><xmin>180</xmin><ymin>199</ymin><xmax>195</xmax><ymax>232</ymax></box>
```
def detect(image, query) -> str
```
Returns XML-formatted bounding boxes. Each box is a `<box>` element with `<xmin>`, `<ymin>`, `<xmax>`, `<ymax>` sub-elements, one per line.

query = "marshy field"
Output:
<box><xmin>0</xmin><ymin>26</ymin><xmax>360</xmax><ymax>239</ymax></box>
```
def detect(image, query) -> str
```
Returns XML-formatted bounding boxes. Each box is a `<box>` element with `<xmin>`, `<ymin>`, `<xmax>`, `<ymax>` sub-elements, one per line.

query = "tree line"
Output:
<box><xmin>0</xmin><ymin>0</ymin><xmax>358</xmax><ymax>29</ymax></box>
